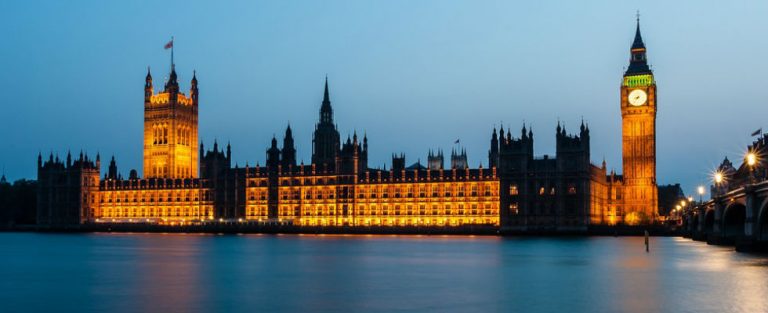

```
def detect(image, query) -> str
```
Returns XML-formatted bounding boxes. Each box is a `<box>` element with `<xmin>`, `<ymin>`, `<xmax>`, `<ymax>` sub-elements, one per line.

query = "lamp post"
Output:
<box><xmin>713</xmin><ymin>171</ymin><xmax>724</xmax><ymax>197</ymax></box>
<box><xmin>746</xmin><ymin>151</ymin><xmax>757</xmax><ymax>184</ymax></box>
<box><xmin>697</xmin><ymin>185</ymin><xmax>705</xmax><ymax>203</ymax></box>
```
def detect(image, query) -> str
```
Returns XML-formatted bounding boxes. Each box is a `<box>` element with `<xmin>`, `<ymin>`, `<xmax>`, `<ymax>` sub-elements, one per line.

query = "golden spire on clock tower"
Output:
<box><xmin>620</xmin><ymin>15</ymin><xmax>658</xmax><ymax>224</ymax></box>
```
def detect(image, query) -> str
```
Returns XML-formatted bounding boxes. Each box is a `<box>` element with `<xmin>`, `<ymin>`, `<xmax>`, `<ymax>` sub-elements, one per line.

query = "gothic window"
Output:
<box><xmin>539</xmin><ymin>187</ymin><xmax>545</xmax><ymax>195</ymax></box>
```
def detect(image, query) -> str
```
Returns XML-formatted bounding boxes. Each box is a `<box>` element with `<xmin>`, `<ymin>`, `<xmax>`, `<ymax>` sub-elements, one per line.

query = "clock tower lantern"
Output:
<box><xmin>620</xmin><ymin>18</ymin><xmax>658</xmax><ymax>224</ymax></box>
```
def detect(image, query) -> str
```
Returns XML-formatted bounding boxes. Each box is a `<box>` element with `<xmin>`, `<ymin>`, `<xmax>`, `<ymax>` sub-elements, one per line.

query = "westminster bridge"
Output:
<box><xmin>681</xmin><ymin>135</ymin><xmax>768</xmax><ymax>251</ymax></box>
<box><xmin>682</xmin><ymin>180</ymin><xmax>768</xmax><ymax>251</ymax></box>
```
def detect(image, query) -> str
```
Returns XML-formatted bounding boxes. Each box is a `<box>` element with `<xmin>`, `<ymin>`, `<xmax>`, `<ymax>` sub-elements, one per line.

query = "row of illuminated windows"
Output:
<box><xmin>101</xmin><ymin>207</ymin><xmax>212</xmax><ymax>218</ymax></box>
<box><xmin>274</xmin><ymin>203</ymin><xmax>497</xmax><ymax>216</ymax></box>
<box><xmin>100</xmin><ymin>191</ymin><xmax>210</xmax><ymax>203</ymax></box>
<box><xmin>176</xmin><ymin>126</ymin><xmax>193</xmax><ymax>146</ymax></box>
<box><xmin>246</xmin><ymin>207</ymin><xmax>269</xmax><ymax>217</ymax></box>
<box><xmin>152</xmin><ymin>124</ymin><xmax>169</xmax><ymax>145</ymax></box>
<box><xmin>175</xmin><ymin>166</ymin><xmax>192</xmax><ymax>178</ymax></box>
<box><xmin>151</xmin><ymin>124</ymin><xmax>193</xmax><ymax>146</ymax></box>
<box><xmin>295</xmin><ymin>217</ymin><xmax>498</xmax><ymax>227</ymax></box>
<box><xmin>266</xmin><ymin>180</ymin><xmax>498</xmax><ymax>192</ymax></box>
<box><xmin>152</xmin><ymin>164</ymin><xmax>168</xmax><ymax>177</ymax></box>
<box><xmin>356</xmin><ymin>184</ymin><xmax>496</xmax><ymax>197</ymax></box>
<box><xmin>509</xmin><ymin>185</ymin><xmax>578</xmax><ymax>196</ymax></box>
<box><xmin>266</xmin><ymin>185</ymin><xmax>499</xmax><ymax>201</ymax></box>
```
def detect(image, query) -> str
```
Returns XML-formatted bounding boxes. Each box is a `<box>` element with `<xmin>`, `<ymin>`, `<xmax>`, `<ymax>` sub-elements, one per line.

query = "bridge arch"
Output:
<box><xmin>683</xmin><ymin>213</ymin><xmax>692</xmax><ymax>231</ymax></box>
<box><xmin>704</xmin><ymin>209</ymin><xmax>715</xmax><ymax>236</ymax></box>
<box><xmin>689</xmin><ymin>211</ymin><xmax>698</xmax><ymax>232</ymax></box>
<box><xmin>758</xmin><ymin>198</ymin><xmax>768</xmax><ymax>241</ymax></box>
<box><xmin>722</xmin><ymin>202</ymin><xmax>747</xmax><ymax>239</ymax></box>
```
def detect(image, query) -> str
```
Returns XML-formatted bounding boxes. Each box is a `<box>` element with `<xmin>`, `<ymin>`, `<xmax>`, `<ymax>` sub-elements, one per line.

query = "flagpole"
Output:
<box><xmin>171</xmin><ymin>36</ymin><xmax>174</xmax><ymax>69</ymax></box>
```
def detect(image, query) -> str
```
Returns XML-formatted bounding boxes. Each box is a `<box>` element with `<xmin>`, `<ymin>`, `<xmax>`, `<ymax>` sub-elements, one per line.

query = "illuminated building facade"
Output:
<box><xmin>143</xmin><ymin>64</ymin><xmax>199</xmax><ymax>179</ymax></box>
<box><xmin>36</xmin><ymin>21</ymin><xmax>659</xmax><ymax>229</ymax></box>
<box><xmin>619</xmin><ymin>19</ymin><xmax>659</xmax><ymax>224</ymax></box>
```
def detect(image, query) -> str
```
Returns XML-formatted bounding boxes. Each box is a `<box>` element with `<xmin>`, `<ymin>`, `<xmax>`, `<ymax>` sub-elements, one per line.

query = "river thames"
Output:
<box><xmin>1</xmin><ymin>233</ymin><xmax>766</xmax><ymax>313</ymax></box>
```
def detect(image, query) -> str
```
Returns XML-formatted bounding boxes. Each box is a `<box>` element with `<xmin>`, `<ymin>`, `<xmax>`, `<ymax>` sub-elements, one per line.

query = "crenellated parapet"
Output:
<box><xmin>148</xmin><ymin>93</ymin><xmax>195</xmax><ymax>106</ymax></box>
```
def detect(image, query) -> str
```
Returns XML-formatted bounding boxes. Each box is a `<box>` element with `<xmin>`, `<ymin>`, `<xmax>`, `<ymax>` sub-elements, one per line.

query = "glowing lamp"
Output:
<box><xmin>746</xmin><ymin>152</ymin><xmax>757</xmax><ymax>167</ymax></box>
<box><xmin>714</xmin><ymin>172</ymin><xmax>723</xmax><ymax>184</ymax></box>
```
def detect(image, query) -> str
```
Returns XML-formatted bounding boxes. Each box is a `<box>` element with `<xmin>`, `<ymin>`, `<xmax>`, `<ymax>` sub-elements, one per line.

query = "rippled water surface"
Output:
<box><xmin>1</xmin><ymin>233</ymin><xmax>767</xmax><ymax>313</ymax></box>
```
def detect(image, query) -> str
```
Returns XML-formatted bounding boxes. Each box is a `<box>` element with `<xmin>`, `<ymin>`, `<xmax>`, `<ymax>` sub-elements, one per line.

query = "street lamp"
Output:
<box><xmin>714</xmin><ymin>172</ymin><xmax>723</xmax><ymax>184</ymax></box>
<box><xmin>746</xmin><ymin>152</ymin><xmax>757</xmax><ymax>167</ymax></box>
<box><xmin>746</xmin><ymin>151</ymin><xmax>758</xmax><ymax>183</ymax></box>
<box><xmin>697</xmin><ymin>185</ymin><xmax>705</xmax><ymax>202</ymax></box>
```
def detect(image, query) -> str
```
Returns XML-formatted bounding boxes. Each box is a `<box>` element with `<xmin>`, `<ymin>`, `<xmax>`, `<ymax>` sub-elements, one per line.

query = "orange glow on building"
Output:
<box><xmin>95</xmin><ymin>179</ymin><xmax>213</xmax><ymax>223</ymax></box>
<box><xmin>240</xmin><ymin>168</ymin><xmax>500</xmax><ymax>226</ymax></box>
<box><xmin>37</xmin><ymin>20</ymin><xmax>661</xmax><ymax>229</ymax></box>
<box><xmin>619</xmin><ymin>19</ymin><xmax>658</xmax><ymax>224</ymax></box>
<box><xmin>143</xmin><ymin>66</ymin><xmax>199</xmax><ymax>179</ymax></box>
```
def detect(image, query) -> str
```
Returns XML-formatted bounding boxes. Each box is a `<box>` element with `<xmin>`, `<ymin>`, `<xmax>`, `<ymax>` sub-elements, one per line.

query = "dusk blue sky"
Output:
<box><xmin>1</xmin><ymin>1</ymin><xmax>767</xmax><ymax>196</ymax></box>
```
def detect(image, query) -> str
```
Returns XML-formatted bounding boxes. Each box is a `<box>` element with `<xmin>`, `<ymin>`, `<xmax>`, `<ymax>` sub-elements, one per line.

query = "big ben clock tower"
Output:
<box><xmin>620</xmin><ymin>18</ymin><xmax>658</xmax><ymax>224</ymax></box>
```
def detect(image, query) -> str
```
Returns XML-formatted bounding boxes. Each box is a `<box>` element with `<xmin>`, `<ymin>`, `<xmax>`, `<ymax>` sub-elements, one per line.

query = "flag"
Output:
<box><xmin>164</xmin><ymin>40</ymin><xmax>173</xmax><ymax>50</ymax></box>
<box><xmin>751</xmin><ymin>128</ymin><xmax>762</xmax><ymax>137</ymax></box>
<box><xmin>454</xmin><ymin>139</ymin><xmax>460</xmax><ymax>144</ymax></box>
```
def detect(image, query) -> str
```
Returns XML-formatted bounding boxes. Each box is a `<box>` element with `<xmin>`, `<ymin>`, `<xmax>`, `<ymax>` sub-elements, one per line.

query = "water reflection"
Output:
<box><xmin>1</xmin><ymin>233</ymin><xmax>767</xmax><ymax>313</ymax></box>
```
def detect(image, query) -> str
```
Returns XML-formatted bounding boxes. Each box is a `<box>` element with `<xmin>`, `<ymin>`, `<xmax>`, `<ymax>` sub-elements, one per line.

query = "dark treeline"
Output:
<box><xmin>0</xmin><ymin>179</ymin><xmax>37</xmax><ymax>227</ymax></box>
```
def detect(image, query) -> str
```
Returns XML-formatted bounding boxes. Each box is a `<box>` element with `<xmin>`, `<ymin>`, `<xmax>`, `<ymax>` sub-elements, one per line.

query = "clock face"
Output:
<box><xmin>628</xmin><ymin>89</ymin><xmax>648</xmax><ymax>106</ymax></box>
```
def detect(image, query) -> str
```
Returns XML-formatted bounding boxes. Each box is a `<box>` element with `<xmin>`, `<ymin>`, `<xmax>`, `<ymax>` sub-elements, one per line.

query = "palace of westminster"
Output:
<box><xmin>37</xmin><ymin>21</ymin><xmax>660</xmax><ymax>231</ymax></box>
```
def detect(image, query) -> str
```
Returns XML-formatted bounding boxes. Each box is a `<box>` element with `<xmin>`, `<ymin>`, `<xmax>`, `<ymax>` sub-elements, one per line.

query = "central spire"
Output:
<box><xmin>323</xmin><ymin>75</ymin><xmax>330</xmax><ymax>104</ymax></box>
<box><xmin>320</xmin><ymin>76</ymin><xmax>333</xmax><ymax>124</ymax></box>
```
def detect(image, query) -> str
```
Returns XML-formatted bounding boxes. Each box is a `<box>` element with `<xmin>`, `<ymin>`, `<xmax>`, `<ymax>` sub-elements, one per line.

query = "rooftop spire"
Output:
<box><xmin>625</xmin><ymin>13</ymin><xmax>651</xmax><ymax>76</ymax></box>
<box><xmin>632</xmin><ymin>11</ymin><xmax>645</xmax><ymax>50</ymax></box>
<box><xmin>319</xmin><ymin>76</ymin><xmax>333</xmax><ymax>124</ymax></box>
<box><xmin>323</xmin><ymin>75</ymin><xmax>330</xmax><ymax>103</ymax></box>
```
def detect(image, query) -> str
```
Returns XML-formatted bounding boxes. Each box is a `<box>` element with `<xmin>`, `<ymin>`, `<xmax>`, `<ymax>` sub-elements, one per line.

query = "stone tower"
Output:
<box><xmin>143</xmin><ymin>64</ymin><xmax>199</xmax><ymax>179</ymax></box>
<box><xmin>620</xmin><ymin>18</ymin><xmax>658</xmax><ymax>224</ymax></box>
<box><xmin>311</xmin><ymin>77</ymin><xmax>341</xmax><ymax>170</ymax></box>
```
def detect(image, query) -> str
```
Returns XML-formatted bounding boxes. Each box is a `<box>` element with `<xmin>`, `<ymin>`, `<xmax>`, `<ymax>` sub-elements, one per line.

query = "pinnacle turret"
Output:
<box><xmin>625</xmin><ymin>14</ymin><xmax>651</xmax><ymax>76</ymax></box>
